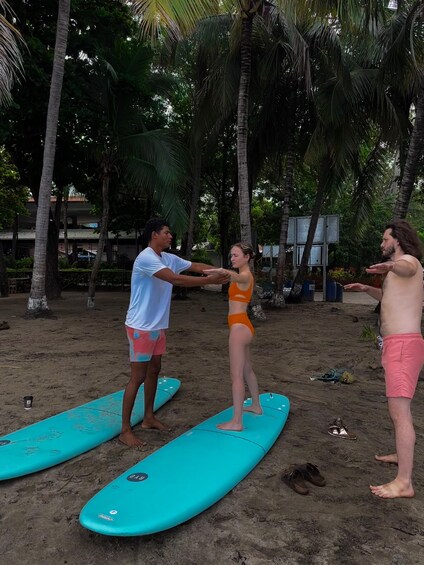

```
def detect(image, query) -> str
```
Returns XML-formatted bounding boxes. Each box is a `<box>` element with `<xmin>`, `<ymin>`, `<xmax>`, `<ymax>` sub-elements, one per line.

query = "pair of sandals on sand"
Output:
<box><xmin>282</xmin><ymin>463</ymin><xmax>326</xmax><ymax>495</ymax></box>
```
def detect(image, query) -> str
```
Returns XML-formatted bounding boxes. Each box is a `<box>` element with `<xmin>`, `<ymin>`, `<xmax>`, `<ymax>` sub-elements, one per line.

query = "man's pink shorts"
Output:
<box><xmin>125</xmin><ymin>325</ymin><xmax>166</xmax><ymax>362</ymax></box>
<box><xmin>382</xmin><ymin>333</ymin><xmax>424</xmax><ymax>399</ymax></box>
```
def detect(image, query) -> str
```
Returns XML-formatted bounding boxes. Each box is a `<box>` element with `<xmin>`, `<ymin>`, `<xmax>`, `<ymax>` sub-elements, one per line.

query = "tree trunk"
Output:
<box><xmin>63</xmin><ymin>190</ymin><xmax>69</xmax><ymax>257</ymax></box>
<box><xmin>11</xmin><ymin>215</ymin><xmax>18</xmax><ymax>259</ymax></box>
<box><xmin>393</xmin><ymin>87</ymin><xmax>424</xmax><ymax>219</ymax></box>
<box><xmin>87</xmin><ymin>173</ymin><xmax>110</xmax><ymax>308</ymax></box>
<box><xmin>46</xmin><ymin>212</ymin><xmax>62</xmax><ymax>299</ymax></box>
<box><xmin>106</xmin><ymin>238</ymin><xmax>113</xmax><ymax>263</ymax></box>
<box><xmin>0</xmin><ymin>241</ymin><xmax>9</xmax><ymax>298</ymax></box>
<box><xmin>26</xmin><ymin>0</ymin><xmax>71</xmax><ymax>317</ymax></box>
<box><xmin>237</xmin><ymin>13</ymin><xmax>253</xmax><ymax>244</ymax></box>
<box><xmin>273</xmin><ymin>98</ymin><xmax>297</xmax><ymax>307</ymax></box>
<box><xmin>185</xmin><ymin>147</ymin><xmax>202</xmax><ymax>260</ymax></box>
<box><xmin>54</xmin><ymin>189</ymin><xmax>63</xmax><ymax>229</ymax></box>
<box><xmin>290</xmin><ymin>161</ymin><xmax>328</xmax><ymax>299</ymax></box>
<box><xmin>237</xmin><ymin>12</ymin><xmax>266</xmax><ymax>320</ymax></box>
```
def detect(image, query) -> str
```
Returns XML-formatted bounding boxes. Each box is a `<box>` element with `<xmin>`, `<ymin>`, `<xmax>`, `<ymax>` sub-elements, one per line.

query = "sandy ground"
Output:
<box><xmin>1</xmin><ymin>289</ymin><xmax>424</xmax><ymax>565</ymax></box>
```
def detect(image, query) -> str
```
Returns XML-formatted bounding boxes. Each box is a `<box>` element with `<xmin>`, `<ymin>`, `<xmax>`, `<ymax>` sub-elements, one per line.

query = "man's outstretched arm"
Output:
<box><xmin>344</xmin><ymin>282</ymin><xmax>383</xmax><ymax>302</ymax></box>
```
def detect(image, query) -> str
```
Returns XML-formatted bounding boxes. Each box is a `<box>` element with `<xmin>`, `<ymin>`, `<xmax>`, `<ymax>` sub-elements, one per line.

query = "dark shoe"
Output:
<box><xmin>281</xmin><ymin>467</ymin><xmax>309</xmax><ymax>495</ymax></box>
<box><xmin>297</xmin><ymin>463</ymin><xmax>326</xmax><ymax>487</ymax></box>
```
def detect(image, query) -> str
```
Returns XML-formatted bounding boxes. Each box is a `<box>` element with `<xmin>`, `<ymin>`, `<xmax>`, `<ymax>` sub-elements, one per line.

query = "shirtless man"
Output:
<box><xmin>119</xmin><ymin>218</ymin><xmax>229</xmax><ymax>447</ymax></box>
<box><xmin>345</xmin><ymin>220</ymin><xmax>424</xmax><ymax>499</ymax></box>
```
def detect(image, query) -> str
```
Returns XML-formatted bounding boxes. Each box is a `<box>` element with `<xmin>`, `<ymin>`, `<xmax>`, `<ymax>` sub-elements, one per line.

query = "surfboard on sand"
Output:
<box><xmin>0</xmin><ymin>377</ymin><xmax>180</xmax><ymax>481</ymax></box>
<box><xmin>79</xmin><ymin>392</ymin><xmax>290</xmax><ymax>537</ymax></box>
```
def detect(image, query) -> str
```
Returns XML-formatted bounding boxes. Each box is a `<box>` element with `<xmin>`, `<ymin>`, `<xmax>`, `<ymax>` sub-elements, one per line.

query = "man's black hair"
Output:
<box><xmin>141</xmin><ymin>218</ymin><xmax>169</xmax><ymax>248</ymax></box>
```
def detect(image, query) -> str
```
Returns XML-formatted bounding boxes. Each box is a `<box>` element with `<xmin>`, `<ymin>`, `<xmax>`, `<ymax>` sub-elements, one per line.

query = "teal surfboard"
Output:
<box><xmin>0</xmin><ymin>377</ymin><xmax>180</xmax><ymax>481</ymax></box>
<box><xmin>79</xmin><ymin>392</ymin><xmax>289</xmax><ymax>536</ymax></box>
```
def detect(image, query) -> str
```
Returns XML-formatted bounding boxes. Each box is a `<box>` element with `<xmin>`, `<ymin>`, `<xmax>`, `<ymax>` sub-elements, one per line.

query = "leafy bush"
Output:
<box><xmin>5</xmin><ymin>256</ymin><xmax>33</xmax><ymax>268</ymax></box>
<box><xmin>15</xmin><ymin>257</ymin><xmax>33</xmax><ymax>269</ymax></box>
<box><xmin>60</xmin><ymin>268</ymin><xmax>132</xmax><ymax>288</ymax></box>
<box><xmin>190</xmin><ymin>250</ymin><xmax>213</xmax><ymax>265</ymax></box>
<box><xmin>6</xmin><ymin>268</ymin><xmax>32</xmax><ymax>278</ymax></box>
<box><xmin>58</xmin><ymin>257</ymin><xmax>70</xmax><ymax>269</ymax></box>
<box><xmin>328</xmin><ymin>268</ymin><xmax>355</xmax><ymax>283</ymax></box>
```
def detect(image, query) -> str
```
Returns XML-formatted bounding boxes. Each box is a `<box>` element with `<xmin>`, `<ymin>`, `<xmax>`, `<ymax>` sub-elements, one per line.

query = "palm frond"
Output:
<box><xmin>351</xmin><ymin>137</ymin><xmax>390</xmax><ymax>232</ymax></box>
<box><xmin>119</xmin><ymin>129</ymin><xmax>189</xmax><ymax>232</ymax></box>
<box><xmin>129</xmin><ymin>0</ymin><xmax>221</xmax><ymax>43</ymax></box>
<box><xmin>0</xmin><ymin>1</ymin><xmax>24</xmax><ymax>106</ymax></box>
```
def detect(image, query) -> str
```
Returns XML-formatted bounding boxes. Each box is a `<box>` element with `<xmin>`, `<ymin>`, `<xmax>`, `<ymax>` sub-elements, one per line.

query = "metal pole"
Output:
<box><xmin>323</xmin><ymin>217</ymin><xmax>327</xmax><ymax>301</ymax></box>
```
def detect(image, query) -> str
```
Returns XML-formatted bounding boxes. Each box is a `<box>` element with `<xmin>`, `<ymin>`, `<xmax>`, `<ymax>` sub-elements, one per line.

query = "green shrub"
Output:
<box><xmin>328</xmin><ymin>268</ymin><xmax>355</xmax><ymax>283</ymax></box>
<box><xmin>58</xmin><ymin>257</ymin><xmax>70</xmax><ymax>269</ymax></box>
<box><xmin>15</xmin><ymin>257</ymin><xmax>33</xmax><ymax>269</ymax></box>
<box><xmin>190</xmin><ymin>250</ymin><xmax>213</xmax><ymax>265</ymax></box>
<box><xmin>60</xmin><ymin>268</ymin><xmax>132</xmax><ymax>288</ymax></box>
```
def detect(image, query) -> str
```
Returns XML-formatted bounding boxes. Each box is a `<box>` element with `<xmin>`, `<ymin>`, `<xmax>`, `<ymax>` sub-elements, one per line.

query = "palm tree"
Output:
<box><xmin>0</xmin><ymin>0</ymin><xmax>24</xmax><ymax>105</ymax></box>
<box><xmin>86</xmin><ymin>43</ymin><xmax>188</xmax><ymax>307</ymax></box>
<box><xmin>128</xmin><ymin>1</ymin><xmax>272</xmax><ymax>247</ymax></box>
<box><xmin>383</xmin><ymin>1</ymin><xmax>424</xmax><ymax>218</ymax></box>
<box><xmin>26</xmin><ymin>0</ymin><xmax>71</xmax><ymax>317</ymax></box>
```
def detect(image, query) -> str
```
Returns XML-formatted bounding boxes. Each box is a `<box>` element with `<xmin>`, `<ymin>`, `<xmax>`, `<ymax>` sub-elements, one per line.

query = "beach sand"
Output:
<box><xmin>1</xmin><ymin>289</ymin><xmax>424</xmax><ymax>564</ymax></box>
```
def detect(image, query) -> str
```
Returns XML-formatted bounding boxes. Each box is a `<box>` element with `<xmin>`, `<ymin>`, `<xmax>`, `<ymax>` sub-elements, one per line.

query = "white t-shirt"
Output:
<box><xmin>125</xmin><ymin>247</ymin><xmax>192</xmax><ymax>331</ymax></box>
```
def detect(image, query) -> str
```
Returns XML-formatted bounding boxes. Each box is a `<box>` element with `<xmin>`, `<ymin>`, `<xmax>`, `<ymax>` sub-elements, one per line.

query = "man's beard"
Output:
<box><xmin>382</xmin><ymin>245</ymin><xmax>396</xmax><ymax>261</ymax></box>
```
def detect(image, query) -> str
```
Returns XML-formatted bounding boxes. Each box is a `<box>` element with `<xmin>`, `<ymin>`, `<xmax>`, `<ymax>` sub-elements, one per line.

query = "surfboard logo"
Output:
<box><xmin>127</xmin><ymin>472</ymin><xmax>148</xmax><ymax>482</ymax></box>
<box><xmin>0</xmin><ymin>440</ymin><xmax>11</xmax><ymax>446</ymax></box>
<box><xmin>98</xmin><ymin>514</ymin><xmax>113</xmax><ymax>521</ymax></box>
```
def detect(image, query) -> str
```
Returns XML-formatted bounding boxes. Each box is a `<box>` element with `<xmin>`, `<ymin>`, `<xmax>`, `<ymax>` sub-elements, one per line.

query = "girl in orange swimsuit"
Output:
<box><xmin>204</xmin><ymin>242</ymin><xmax>262</xmax><ymax>431</ymax></box>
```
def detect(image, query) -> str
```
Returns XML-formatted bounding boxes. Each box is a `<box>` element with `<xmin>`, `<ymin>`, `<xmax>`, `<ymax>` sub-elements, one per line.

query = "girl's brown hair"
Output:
<box><xmin>232</xmin><ymin>242</ymin><xmax>255</xmax><ymax>260</ymax></box>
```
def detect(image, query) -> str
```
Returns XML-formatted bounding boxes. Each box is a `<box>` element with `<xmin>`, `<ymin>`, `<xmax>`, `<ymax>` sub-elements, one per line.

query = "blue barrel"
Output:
<box><xmin>335</xmin><ymin>283</ymin><xmax>344</xmax><ymax>303</ymax></box>
<box><xmin>326</xmin><ymin>280</ymin><xmax>336</xmax><ymax>302</ymax></box>
<box><xmin>302</xmin><ymin>280</ymin><xmax>315</xmax><ymax>302</ymax></box>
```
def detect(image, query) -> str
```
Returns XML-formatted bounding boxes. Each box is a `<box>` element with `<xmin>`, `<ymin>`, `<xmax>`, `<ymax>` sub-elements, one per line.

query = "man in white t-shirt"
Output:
<box><xmin>120</xmin><ymin>218</ymin><xmax>229</xmax><ymax>447</ymax></box>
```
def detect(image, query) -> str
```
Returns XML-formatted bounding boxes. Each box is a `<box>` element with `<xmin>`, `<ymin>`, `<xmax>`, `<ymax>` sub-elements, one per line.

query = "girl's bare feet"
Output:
<box><xmin>217</xmin><ymin>420</ymin><xmax>243</xmax><ymax>431</ymax></box>
<box><xmin>243</xmin><ymin>405</ymin><xmax>263</xmax><ymax>415</ymax></box>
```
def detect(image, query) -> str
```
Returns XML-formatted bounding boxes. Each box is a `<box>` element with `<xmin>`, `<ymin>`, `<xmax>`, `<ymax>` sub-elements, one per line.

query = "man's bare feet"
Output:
<box><xmin>217</xmin><ymin>421</ymin><xmax>243</xmax><ymax>431</ymax></box>
<box><xmin>375</xmin><ymin>453</ymin><xmax>398</xmax><ymax>464</ymax></box>
<box><xmin>369</xmin><ymin>479</ymin><xmax>414</xmax><ymax>499</ymax></box>
<box><xmin>119</xmin><ymin>430</ymin><xmax>146</xmax><ymax>448</ymax></box>
<box><xmin>141</xmin><ymin>416</ymin><xmax>171</xmax><ymax>431</ymax></box>
<box><xmin>243</xmin><ymin>405</ymin><xmax>263</xmax><ymax>415</ymax></box>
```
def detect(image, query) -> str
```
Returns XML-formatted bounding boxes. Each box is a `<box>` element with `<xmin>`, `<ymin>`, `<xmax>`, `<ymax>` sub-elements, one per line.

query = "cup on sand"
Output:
<box><xmin>24</xmin><ymin>396</ymin><xmax>33</xmax><ymax>410</ymax></box>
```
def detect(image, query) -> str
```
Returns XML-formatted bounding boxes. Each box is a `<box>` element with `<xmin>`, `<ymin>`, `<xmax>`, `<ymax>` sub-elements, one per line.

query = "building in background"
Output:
<box><xmin>0</xmin><ymin>196</ymin><xmax>140</xmax><ymax>262</ymax></box>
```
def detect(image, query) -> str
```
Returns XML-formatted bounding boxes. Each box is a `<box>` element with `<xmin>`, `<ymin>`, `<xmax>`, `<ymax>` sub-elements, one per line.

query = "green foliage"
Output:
<box><xmin>58</xmin><ymin>257</ymin><xmax>70</xmax><ymax>269</ymax></box>
<box><xmin>5</xmin><ymin>257</ymin><xmax>33</xmax><ymax>269</ymax></box>
<box><xmin>190</xmin><ymin>250</ymin><xmax>213</xmax><ymax>265</ymax></box>
<box><xmin>6</xmin><ymin>268</ymin><xmax>33</xmax><ymax>277</ymax></box>
<box><xmin>0</xmin><ymin>0</ymin><xmax>137</xmax><ymax>198</ymax></box>
<box><xmin>0</xmin><ymin>147</ymin><xmax>29</xmax><ymax>229</ymax></box>
<box><xmin>325</xmin><ymin>185</ymin><xmax>395</xmax><ymax>270</ymax></box>
<box><xmin>59</xmin><ymin>268</ymin><xmax>131</xmax><ymax>288</ymax></box>
<box><xmin>327</xmin><ymin>267</ymin><xmax>355</xmax><ymax>283</ymax></box>
<box><xmin>360</xmin><ymin>324</ymin><xmax>378</xmax><ymax>345</ymax></box>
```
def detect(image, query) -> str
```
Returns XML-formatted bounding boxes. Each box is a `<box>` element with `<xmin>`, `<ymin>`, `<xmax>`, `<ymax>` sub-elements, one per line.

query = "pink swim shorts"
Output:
<box><xmin>382</xmin><ymin>333</ymin><xmax>424</xmax><ymax>399</ymax></box>
<box><xmin>125</xmin><ymin>325</ymin><xmax>166</xmax><ymax>362</ymax></box>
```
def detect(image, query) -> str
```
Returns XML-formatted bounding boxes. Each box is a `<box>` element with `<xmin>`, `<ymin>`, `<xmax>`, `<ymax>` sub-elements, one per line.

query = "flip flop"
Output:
<box><xmin>328</xmin><ymin>418</ymin><xmax>357</xmax><ymax>440</ymax></box>
<box><xmin>281</xmin><ymin>467</ymin><xmax>309</xmax><ymax>495</ymax></box>
<box><xmin>296</xmin><ymin>463</ymin><xmax>326</xmax><ymax>486</ymax></box>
